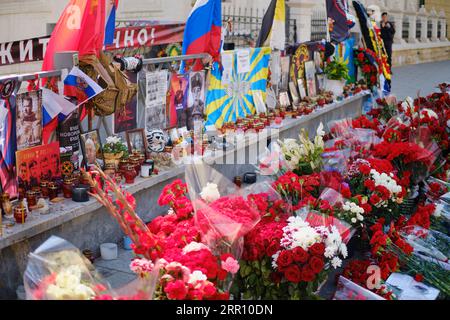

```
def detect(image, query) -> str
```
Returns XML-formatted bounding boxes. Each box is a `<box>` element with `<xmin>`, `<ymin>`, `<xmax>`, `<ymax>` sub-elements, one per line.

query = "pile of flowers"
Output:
<box><xmin>70</xmin><ymin>87</ymin><xmax>449</xmax><ymax>300</ymax></box>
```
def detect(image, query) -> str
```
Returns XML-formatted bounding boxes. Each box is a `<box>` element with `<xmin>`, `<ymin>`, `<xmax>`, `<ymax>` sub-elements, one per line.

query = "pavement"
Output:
<box><xmin>391</xmin><ymin>60</ymin><xmax>450</xmax><ymax>100</ymax></box>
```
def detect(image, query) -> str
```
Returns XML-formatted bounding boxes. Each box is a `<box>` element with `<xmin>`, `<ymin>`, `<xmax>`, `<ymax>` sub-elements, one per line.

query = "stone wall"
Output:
<box><xmin>393</xmin><ymin>42</ymin><xmax>450</xmax><ymax>66</ymax></box>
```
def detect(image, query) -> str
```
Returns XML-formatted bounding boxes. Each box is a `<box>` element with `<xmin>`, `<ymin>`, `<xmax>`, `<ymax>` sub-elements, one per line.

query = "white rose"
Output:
<box><xmin>200</xmin><ymin>183</ymin><xmax>221</xmax><ymax>203</ymax></box>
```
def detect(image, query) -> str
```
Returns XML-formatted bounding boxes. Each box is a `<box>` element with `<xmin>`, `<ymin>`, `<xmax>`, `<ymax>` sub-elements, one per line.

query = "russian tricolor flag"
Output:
<box><xmin>42</xmin><ymin>88</ymin><xmax>78</xmax><ymax>144</ymax></box>
<box><xmin>181</xmin><ymin>0</ymin><xmax>222</xmax><ymax>71</ymax></box>
<box><xmin>64</xmin><ymin>66</ymin><xmax>104</xmax><ymax>106</ymax></box>
<box><xmin>105</xmin><ymin>0</ymin><xmax>118</xmax><ymax>46</ymax></box>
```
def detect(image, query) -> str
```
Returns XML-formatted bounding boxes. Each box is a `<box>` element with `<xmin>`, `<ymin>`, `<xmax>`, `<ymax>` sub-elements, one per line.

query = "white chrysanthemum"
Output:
<box><xmin>272</xmin><ymin>251</ymin><xmax>281</xmax><ymax>270</ymax></box>
<box><xmin>339</xmin><ymin>243</ymin><xmax>348</xmax><ymax>259</ymax></box>
<box><xmin>200</xmin><ymin>183</ymin><xmax>221</xmax><ymax>203</ymax></box>
<box><xmin>331</xmin><ymin>257</ymin><xmax>343</xmax><ymax>269</ymax></box>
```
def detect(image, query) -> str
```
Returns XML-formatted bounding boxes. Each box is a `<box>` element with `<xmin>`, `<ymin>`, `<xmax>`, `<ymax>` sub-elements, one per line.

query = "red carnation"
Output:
<box><xmin>164</xmin><ymin>280</ymin><xmax>188</xmax><ymax>300</ymax></box>
<box><xmin>364</xmin><ymin>179</ymin><xmax>376</xmax><ymax>191</ymax></box>
<box><xmin>359</xmin><ymin>164</ymin><xmax>371</xmax><ymax>175</ymax></box>
<box><xmin>414</xmin><ymin>274</ymin><xmax>424</xmax><ymax>282</ymax></box>
<box><xmin>277</xmin><ymin>250</ymin><xmax>294</xmax><ymax>268</ymax></box>
<box><xmin>309</xmin><ymin>256</ymin><xmax>325</xmax><ymax>274</ymax></box>
<box><xmin>292</xmin><ymin>247</ymin><xmax>309</xmax><ymax>263</ymax></box>
<box><xmin>310</xmin><ymin>243</ymin><xmax>325</xmax><ymax>257</ymax></box>
<box><xmin>301</xmin><ymin>265</ymin><xmax>316</xmax><ymax>282</ymax></box>
<box><xmin>284</xmin><ymin>265</ymin><xmax>302</xmax><ymax>283</ymax></box>
<box><xmin>370</xmin><ymin>194</ymin><xmax>381</xmax><ymax>205</ymax></box>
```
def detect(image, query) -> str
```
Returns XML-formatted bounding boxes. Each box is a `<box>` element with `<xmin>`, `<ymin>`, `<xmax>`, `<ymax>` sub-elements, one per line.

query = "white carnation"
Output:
<box><xmin>200</xmin><ymin>183</ymin><xmax>221</xmax><ymax>203</ymax></box>
<box><xmin>182</xmin><ymin>242</ymin><xmax>210</xmax><ymax>254</ymax></box>
<box><xmin>188</xmin><ymin>270</ymin><xmax>207</xmax><ymax>284</ymax></box>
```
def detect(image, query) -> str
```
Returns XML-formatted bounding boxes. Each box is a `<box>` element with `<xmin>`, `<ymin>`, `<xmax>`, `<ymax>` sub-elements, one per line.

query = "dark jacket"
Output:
<box><xmin>380</xmin><ymin>21</ymin><xmax>396</xmax><ymax>44</ymax></box>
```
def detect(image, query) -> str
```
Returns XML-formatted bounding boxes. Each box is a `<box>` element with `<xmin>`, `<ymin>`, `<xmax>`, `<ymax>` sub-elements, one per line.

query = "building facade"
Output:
<box><xmin>0</xmin><ymin>0</ymin><xmax>448</xmax><ymax>76</ymax></box>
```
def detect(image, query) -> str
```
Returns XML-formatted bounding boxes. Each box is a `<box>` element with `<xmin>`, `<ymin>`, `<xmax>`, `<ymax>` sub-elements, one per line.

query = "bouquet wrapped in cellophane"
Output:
<box><xmin>24</xmin><ymin>236</ymin><xmax>156</xmax><ymax>300</ymax></box>
<box><xmin>333</xmin><ymin>276</ymin><xmax>386</xmax><ymax>300</ymax></box>
<box><xmin>185</xmin><ymin>160</ymin><xmax>264</xmax><ymax>260</ymax></box>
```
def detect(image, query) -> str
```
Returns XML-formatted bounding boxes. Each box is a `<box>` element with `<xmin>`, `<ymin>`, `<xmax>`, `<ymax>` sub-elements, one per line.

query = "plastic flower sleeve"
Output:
<box><xmin>333</xmin><ymin>276</ymin><xmax>385</xmax><ymax>300</ymax></box>
<box><xmin>318</xmin><ymin>188</ymin><xmax>344</xmax><ymax>207</ymax></box>
<box><xmin>401</xmin><ymin>226</ymin><xmax>450</xmax><ymax>266</ymax></box>
<box><xmin>327</xmin><ymin>118</ymin><xmax>353</xmax><ymax>139</ymax></box>
<box><xmin>24</xmin><ymin>236</ymin><xmax>111</xmax><ymax>300</ymax></box>
<box><xmin>322</xmin><ymin>149</ymin><xmax>351</xmax><ymax>175</ymax></box>
<box><xmin>257</xmin><ymin>141</ymin><xmax>287</xmax><ymax>177</ymax></box>
<box><xmin>185</xmin><ymin>161</ymin><xmax>261</xmax><ymax>258</ymax></box>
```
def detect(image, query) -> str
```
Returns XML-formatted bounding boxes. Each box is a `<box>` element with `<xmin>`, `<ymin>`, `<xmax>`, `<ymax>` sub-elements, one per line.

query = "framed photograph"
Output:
<box><xmin>126</xmin><ymin>129</ymin><xmax>148</xmax><ymax>155</ymax></box>
<box><xmin>297</xmin><ymin>78</ymin><xmax>307</xmax><ymax>100</ymax></box>
<box><xmin>279</xmin><ymin>91</ymin><xmax>291</xmax><ymax>108</ymax></box>
<box><xmin>80</xmin><ymin>130</ymin><xmax>104</xmax><ymax>170</ymax></box>
<box><xmin>289</xmin><ymin>81</ymin><xmax>299</xmax><ymax>104</ymax></box>
<box><xmin>16</xmin><ymin>90</ymin><xmax>43</xmax><ymax>150</ymax></box>
<box><xmin>304</xmin><ymin>61</ymin><xmax>317</xmax><ymax>97</ymax></box>
<box><xmin>317</xmin><ymin>74</ymin><xmax>326</xmax><ymax>92</ymax></box>
<box><xmin>16</xmin><ymin>142</ymin><xmax>61</xmax><ymax>191</ymax></box>
<box><xmin>187</xmin><ymin>71</ymin><xmax>206</xmax><ymax>131</ymax></box>
<box><xmin>280</xmin><ymin>56</ymin><xmax>290</xmax><ymax>91</ymax></box>
<box><xmin>314</xmin><ymin>51</ymin><xmax>324</xmax><ymax>73</ymax></box>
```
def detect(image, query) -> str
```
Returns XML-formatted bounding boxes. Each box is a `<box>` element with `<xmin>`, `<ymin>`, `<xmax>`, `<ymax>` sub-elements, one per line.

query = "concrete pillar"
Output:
<box><xmin>391</xmin><ymin>12</ymin><xmax>405</xmax><ymax>44</ymax></box>
<box><xmin>440</xmin><ymin>19</ymin><xmax>448</xmax><ymax>41</ymax></box>
<box><xmin>431</xmin><ymin>18</ymin><xmax>439</xmax><ymax>42</ymax></box>
<box><xmin>438</xmin><ymin>10</ymin><xmax>448</xmax><ymax>41</ymax></box>
<box><xmin>287</xmin><ymin>0</ymin><xmax>316</xmax><ymax>43</ymax></box>
<box><xmin>419</xmin><ymin>11</ymin><xmax>429</xmax><ymax>42</ymax></box>
<box><xmin>408</xmin><ymin>14</ymin><xmax>418</xmax><ymax>43</ymax></box>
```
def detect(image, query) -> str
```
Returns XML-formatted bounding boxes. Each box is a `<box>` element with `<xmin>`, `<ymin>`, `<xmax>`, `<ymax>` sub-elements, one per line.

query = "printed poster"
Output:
<box><xmin>16</xmin><ymin>142</ymin><xmax>61</xmax><ymax>190</ymax></box>
<box><xmin>145</xmin><ymin>70</ymin><xmax>168</xmax><ymax>131</ymax></box>
<box><xmin>114</xmin><ymin>72</ymin><xmax>138</xmax><ymax>134</ymax></box>
<box><xmin>16</xmin><ymin>90</ymin><xmax>43</xmax><ymax>150</ymax></box>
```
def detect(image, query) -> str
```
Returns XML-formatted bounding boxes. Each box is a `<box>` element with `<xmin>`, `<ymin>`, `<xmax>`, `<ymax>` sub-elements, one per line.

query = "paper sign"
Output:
<box><xmin>237</xmin><ymin>49</ymin><xmax>251</xmax><ymax>74</ymax></box>
<box><xmin>253</xmin><ymin>91</ymin><xmax>267</xmax><ymax>114</ymax></box>
<box><xmin>279</xmin><ymin>91</ymin><xmax>291</xmax><ymax>108</ymax></box>
<box><xmin>221</xmin><ymin>52</ymin><xmax>234</xmax><ymax>85</ymax></box>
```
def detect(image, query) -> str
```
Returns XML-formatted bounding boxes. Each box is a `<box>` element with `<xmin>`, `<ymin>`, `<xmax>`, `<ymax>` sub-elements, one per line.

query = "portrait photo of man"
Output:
<box><xmin>187</xmin><ymin>71</ymin><xmax>205</xmax><ymax>130</ymax></box>
<box><xmin>16</xmin><ymin>90</ymin><xmax>43</xmax><ymax>150</ymax></box>
<box><xmin>28</xmin><ymin>160</ymin><xmax>40</xmax><ymax>188</ymax></box>
<box><xmin>81</xmin><ymin>131</ymin><xmax>104</xmax><ymax>170</ymax></box>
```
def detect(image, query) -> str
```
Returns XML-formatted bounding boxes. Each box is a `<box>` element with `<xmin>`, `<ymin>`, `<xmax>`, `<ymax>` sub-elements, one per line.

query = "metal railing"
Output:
<box><xmin>311</xmin><ymin>10</ymin><xmax>327</xmax><ymax>42</ymax></box>
<box><xmin>222</xmin><ymin>6</ymin><xmax>297</xmax><ymax>48</ymax></box>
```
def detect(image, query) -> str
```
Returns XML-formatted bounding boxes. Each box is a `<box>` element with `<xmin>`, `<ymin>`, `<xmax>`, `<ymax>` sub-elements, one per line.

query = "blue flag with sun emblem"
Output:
<box><xmin>205</xmin><ymin>47</ymin><xmax>271</xmax><ymax>128</ymax></box>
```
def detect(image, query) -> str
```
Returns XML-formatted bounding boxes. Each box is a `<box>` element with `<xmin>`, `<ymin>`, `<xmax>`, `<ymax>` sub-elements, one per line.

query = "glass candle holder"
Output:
<box><xmin>26</xmin><ymin>191</ymin><xmax>37</xmax><ymax>211</ymax></box>
<box><xmin>40</xmin><ymin>180</ymin><xmax>49</xmax><ymax>198</ymax></box>
<box><xmin>48</xmin><ymin>183</ymin><xmax>59</xmax><ymax>201</ymax></box>
<box><xmin>14</xmin><ymin>206</ymin><xmax>27</xmax><ymax>224</ymax></box>
<box><xmin>1</xmin><ymin>193</ymin><xmax>14</xmax><ymax>221</ymax></box>
<box><xmin>63</xmin><ymin>178</ymin><xmax>75</xmax><ymax>199</ymax></box>
<box><xmin>124</xmin><ymin>164</ymin><xmax>137</xmax><ymax>184</ymax></box>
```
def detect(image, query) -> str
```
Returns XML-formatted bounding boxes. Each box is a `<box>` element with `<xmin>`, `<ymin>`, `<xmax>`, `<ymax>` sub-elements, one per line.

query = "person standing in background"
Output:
<box><xmin>380</xmin><ymin>12</ymin><xmax>396</xmax><ymax>68</ymax></box>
